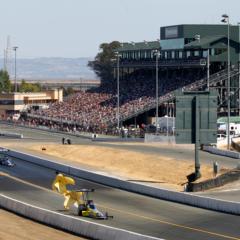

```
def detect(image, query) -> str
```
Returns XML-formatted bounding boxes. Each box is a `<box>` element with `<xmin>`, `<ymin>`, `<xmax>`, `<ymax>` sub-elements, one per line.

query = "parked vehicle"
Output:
<box><xmin>217</xmin><ymin>134</ymin><xmax>226</xmax><ymax>140</ymax></box>
<box><xmin>218</xmin><ymin>122</ymin><xmax>240</xmax><ymax>136</ymax></box>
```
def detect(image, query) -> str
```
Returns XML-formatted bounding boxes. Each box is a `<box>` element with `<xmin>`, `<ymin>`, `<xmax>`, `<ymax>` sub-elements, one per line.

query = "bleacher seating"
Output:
<box><xmin>21</xmin><ymin>67</ymin><xmax>239</xmax><ymax>133</ymax></box>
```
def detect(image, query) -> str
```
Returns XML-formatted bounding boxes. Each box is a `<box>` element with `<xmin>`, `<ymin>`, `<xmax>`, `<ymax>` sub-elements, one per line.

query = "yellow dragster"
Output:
<box><xmin>77</xmin><ymin>189</ymin><xmax>112</xmax><ymax>220</ymax></box>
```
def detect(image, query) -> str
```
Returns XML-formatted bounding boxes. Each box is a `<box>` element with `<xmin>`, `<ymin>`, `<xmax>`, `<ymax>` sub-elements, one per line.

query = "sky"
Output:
<box><xmin>0</xmin><ymin>0</ymin><xmax>239</xmax><ymax>58</ymax></box>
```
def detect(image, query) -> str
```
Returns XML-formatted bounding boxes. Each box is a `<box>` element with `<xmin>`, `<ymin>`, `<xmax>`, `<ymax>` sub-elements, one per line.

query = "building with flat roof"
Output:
<box><xmin>0</xmin><ymin>89</ymin><xmax>63</xmax><ymax>118</ymax></box>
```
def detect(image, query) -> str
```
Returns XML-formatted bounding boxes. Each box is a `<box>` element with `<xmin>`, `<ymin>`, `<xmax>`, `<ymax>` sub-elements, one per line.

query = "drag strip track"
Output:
<box><xmin>1</xmin><ymin>158</ymin><xmax>240</xmax><ymax>240</ymax></box>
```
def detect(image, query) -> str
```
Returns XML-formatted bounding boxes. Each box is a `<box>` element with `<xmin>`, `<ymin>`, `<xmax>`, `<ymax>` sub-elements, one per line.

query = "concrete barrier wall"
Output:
<box><xmin>144</xmin><ymin>134</ymin><xmax>175</xmax><ymax>143</ymax></box>
<box><xmin>93</xmin><ymin>137</ymin><xmax>144</xmax><ymax>142</ymax></box>
<box><xmin>7</xmin><ymin>149</ymin><xmax>240</xmax><ymax>215</ymax></box>
<box><xmin>0</xmin><ymin>132</ymin><xmax>23</xmax><ymax>138</ymax></box>
<box><xmin>0</xmin><ymin>194</ymin><xmax>161</xmax><ymax>240</ymax></box>
<box><xmin>203</xmin><ymin>145</ymin><xmax>240</xmax><ymax>159</ymax></box>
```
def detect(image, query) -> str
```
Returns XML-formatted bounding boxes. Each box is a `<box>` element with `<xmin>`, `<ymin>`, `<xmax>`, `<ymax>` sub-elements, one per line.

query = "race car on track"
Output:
<box><xmin>0</xmin><ymin>156</ymin><xmax>15</xmax><ymax>167</ymax></box>
<box><xmin>77</xmin><ymin>189</ymin><xmax>112</xmax><ymax>220</ymax></box>
<box><xmin>52</xmin><ymin>173</ymin><xmax>113</xmax><ymax>220</ymax></box>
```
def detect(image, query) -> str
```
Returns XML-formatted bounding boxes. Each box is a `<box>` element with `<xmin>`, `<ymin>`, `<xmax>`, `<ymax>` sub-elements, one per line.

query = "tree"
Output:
<box><xmin>0</xmin><ymin>70</ymin><xmax>11</xmax><ymax>92</ymax></box>
<box><xmin>88</xmin><ymin>41</ymin><xmax>121</xmax><ymax>88</ymax></box>
<box><xmin>63</xmin><ymin>87</ymin><xmax>74</xmax><ymax>96</ymax></box>
<box><xmin>19</xmin><ymin>80</ymin><xmax>41</xmax><ymax>92</ymax></box>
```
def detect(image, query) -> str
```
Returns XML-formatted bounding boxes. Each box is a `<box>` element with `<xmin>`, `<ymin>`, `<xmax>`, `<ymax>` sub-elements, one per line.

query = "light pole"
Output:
<box><xmin>152</xmin><ymin>49</ymin><xmax>160</xmax><ymax>133</ymax></box>
<box><xmin>207</xmin><ymin>48</ymin><xmax>210</xmax><ymax>90</ymax></box>
<box><xmin>13</xmin><ymin>46</ymin><xmax>18</xmax><ymax>92</ymax></box>
<box><xmin>195</xmin><ymin>35</ymin><xmax>210</xmax><ymax>90</ymax></box>
<box><xmin>238</xmin><ymin>22</ymin><xmax>240</xmax><ymax>116</ymax></box>
<box><xmin>221</xmin><ymin>14</ymin><xmax>230</xmax><ymax>150</ymax></box>
<box><xmin>115</xmin><ymin>51</ymin><xmax>121</xmax><ymax>130</ymax></box>
<box><xmin>166</xmin><ymin>102</ymin><xmax>169</xmax><ymax>137</ymax></box>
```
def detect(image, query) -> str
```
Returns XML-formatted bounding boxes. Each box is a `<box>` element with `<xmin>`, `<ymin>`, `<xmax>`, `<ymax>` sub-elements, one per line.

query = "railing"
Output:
<box><xmin>116</xmin><ymin>58</ymin><xmax>207</xmax><ymax>68</ymax></box>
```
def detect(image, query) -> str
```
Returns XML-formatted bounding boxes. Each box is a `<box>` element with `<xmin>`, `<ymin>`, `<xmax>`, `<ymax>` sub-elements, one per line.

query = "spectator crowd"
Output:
<box><xmin>19</xmin><ymin>68</ymin><xmax>208</xmax><ymax>134</ymax></box>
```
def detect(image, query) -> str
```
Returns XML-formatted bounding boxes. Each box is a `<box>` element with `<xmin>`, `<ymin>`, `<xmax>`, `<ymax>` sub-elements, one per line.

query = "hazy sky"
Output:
<box><xmin>0</xmin><ymin>0</ymin><xmax>239</xmax><ymax>58</ymax></box>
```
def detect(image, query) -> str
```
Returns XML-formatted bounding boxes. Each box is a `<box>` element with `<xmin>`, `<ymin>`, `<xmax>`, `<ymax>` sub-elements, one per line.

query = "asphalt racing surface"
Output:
<box><xmin>1</xmin><ymin>156</ymin><xmax>240</xmax><ymax>240</ymax></box>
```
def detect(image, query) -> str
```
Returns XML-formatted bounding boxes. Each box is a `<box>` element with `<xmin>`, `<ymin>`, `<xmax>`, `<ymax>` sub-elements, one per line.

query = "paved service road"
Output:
<box><xmin>0</xmin><ymin>158</ymin><xmax>240</xmax><ymax>240</ymax></box>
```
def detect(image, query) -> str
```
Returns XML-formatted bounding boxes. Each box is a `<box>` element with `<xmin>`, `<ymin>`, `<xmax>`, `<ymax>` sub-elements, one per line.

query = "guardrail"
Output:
<box><xmin>5</xmin><ymin>149</ymin><xmax>240</xmax><ymax>215</ymax></box>
<box><xmin>0</xmin><ymin>195</ymin><xmax>161</xmax><ymax>240</ymax></box>
<box><xmin>118</xmin><ymin>59</ymin><xmax>208</xmax><ymax>68</ymax></box>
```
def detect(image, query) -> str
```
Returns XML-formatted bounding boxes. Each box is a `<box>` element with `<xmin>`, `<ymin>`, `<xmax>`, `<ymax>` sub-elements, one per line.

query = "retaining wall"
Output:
<box><xmin>6</xmin><ymin>149</ymin><xmax>240</xmax><ymax>215</ymax></box>
<box><xmin>187</xmin><ymin>169</ymin><xmax>240</xmax><ymax>192</ymax></box>
<box><xmin>0</xmin><ymin>194</ymin><xmax>161</xmax><ymax>240</ymax></box>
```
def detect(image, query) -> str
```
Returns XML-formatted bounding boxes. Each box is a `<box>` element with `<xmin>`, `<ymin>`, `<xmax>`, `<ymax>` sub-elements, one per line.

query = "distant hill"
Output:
<box><xmin>0</xmin><ymin>57</ymin><xmax>98</xmax><ymax>80</ymax></box>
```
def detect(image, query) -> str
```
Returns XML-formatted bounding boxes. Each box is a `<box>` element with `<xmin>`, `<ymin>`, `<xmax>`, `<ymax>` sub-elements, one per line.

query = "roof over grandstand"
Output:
<box><xmin>184</xmin><ymin>35</ymin><xmax>227</xmax><ymax>49</ymax></box>
<box><xmin>117</xmin><ymin>41</ymin><xmax>160</xmax><ymax>52</ymax></box>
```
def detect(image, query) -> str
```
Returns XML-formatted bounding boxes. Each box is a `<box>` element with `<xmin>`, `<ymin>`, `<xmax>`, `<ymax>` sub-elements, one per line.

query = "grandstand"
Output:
<box><xmin>22</xmin><ymin>24</ymin><xmax>240</xmax><ymax>134</ymax></box>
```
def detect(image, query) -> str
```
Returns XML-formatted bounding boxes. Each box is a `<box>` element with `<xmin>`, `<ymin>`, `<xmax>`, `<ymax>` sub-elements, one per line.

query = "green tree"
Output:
<box><xmin>19</xmin><ymin>80</ymin><xmax>41</xmax><ymax>92</ymax></box>
<box><xmin>0</xmin><ymin>70</ymin><xmax>12</xmax><ymax>92</ymax></box>
<box><xmin>62</xmin><ymin>87</ymin><xmax>74</xmax><ymax>97</ymax></box>
<box><xmin>88</xmin><ymin>41</ymin><xmax>120</xmax><ymax>87</ymax></box>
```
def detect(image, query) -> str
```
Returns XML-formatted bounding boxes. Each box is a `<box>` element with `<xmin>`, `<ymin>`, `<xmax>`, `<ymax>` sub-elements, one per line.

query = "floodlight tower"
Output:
<box><xmin>221</xmin><ymin>14</ymin><xmax>230</xmax><ymax>150</ymax></box>
<box><xmin>238</xmin><ymin>22</ymin><xmax>240</xmax><ymax>116</ymax></box>
<box><xmin>152</xmin><ymin>49</ymin><xmax>160</xmax><ymax>133</ymax></box>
